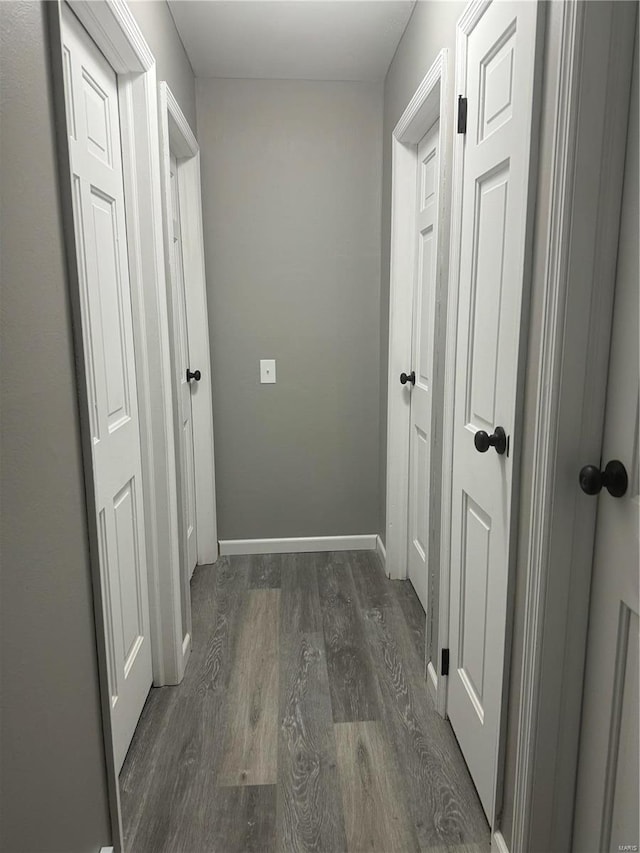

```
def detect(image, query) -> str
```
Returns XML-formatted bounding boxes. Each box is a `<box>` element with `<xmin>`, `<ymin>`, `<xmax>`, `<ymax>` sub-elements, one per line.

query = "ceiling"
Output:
<box><xmin>167</xmin><ymin>1</ymin><xmax>416</xmax><ymax>82</ymax></box>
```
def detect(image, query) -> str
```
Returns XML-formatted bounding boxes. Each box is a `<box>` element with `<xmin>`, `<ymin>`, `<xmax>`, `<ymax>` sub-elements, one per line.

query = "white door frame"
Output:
<box><xmin>508</xmin><ymin>2</ymin><xmax>637</xmax><ymax>851</ymax></box>
<box><xmin>385</xmin><ymin>49</ymin><xmax>448</xmax><ymax>601</ymax></box>
<box><xmin>440</xmin><ymin>0</ymin><xmax>533</xmax><ymax>728</ymax></box>
<box><xmin>158</xmin><ymin>82</ymin><xmax>219</xmax><ymax>573</ymax></box>
<box><xmin>441</xmin><ymin>0</ymin><xmax>546</xmax><ymax>827</ymax></box>
<box><xmin>49</xmin><ymin>1</ymin><xmax>190</xmax><ymax>846</ymax></box>
<box><xmin>59</xmin><ymin>0</ymin><xmax>188</xmax><ymax>691</ymax></box>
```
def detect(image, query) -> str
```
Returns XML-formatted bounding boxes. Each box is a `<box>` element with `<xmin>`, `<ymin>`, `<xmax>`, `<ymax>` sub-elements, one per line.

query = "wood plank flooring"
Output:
<box><xmin>120</xmin><ymin>551</ymin><xmax>489</xmax><ymax>852</ymax></box>
<box><xmin>219</xmin><ymin>589</ymin><xmax>280</xmax><ymax>786</ymax></box>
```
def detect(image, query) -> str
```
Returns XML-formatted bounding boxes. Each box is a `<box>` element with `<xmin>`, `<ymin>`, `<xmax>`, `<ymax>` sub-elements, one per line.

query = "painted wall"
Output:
<box><xmin>380</xmin><ymin>0</ymin><xmax>465</xmax><ymax>657</ymax></box>
<box><xmin>0</xmin><ymin>3</ymin><xmax>112</xmax><ymax>849</ymax></box>
<box><xmin>196</xmin><ymin>78</ymin><xmax>383</xmax><ymax>541</ymax></box>
<box><xmin>130</xmin><ymin>0</ymin><xmax>197</xmax><ymax>133</ymax></box>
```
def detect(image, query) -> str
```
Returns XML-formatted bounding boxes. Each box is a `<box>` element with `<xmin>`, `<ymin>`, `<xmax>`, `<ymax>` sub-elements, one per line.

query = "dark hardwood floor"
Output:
<box><xmin>120</xmin><ymin>551</ymin><xmax>489</xmax><ymax>852</ymax></box>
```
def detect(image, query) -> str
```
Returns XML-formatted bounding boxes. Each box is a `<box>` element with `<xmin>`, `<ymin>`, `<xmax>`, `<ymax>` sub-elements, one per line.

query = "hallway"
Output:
<box><xmin>120</xmin><ymin>552</ymin><xmax>489</xmax><ymax>851</ymax></box>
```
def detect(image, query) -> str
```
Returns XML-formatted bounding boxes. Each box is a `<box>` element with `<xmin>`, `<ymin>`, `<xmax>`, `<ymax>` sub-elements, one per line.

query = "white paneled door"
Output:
<box><xmin>407</xmin><ymin>121</ymin><xmax>440</xmax><ymax>613</ymax></box>
<box><xmin>447</xmin><ymin>1</ymin><xmax>540</xmax><ymax>820</ymax></box>
<box><xmin>62</xmin><ymin>5</ymin><xmax>152</xmax><ymax>771</ymax></box>
<box><xmin>169</xmin><ymin>154</ymin><xmax>197</xmax><ymax>578</ymax></box>
<box><xmin>572</xmin><ymin>39</ymin><xmax>639</xmax><ymax>851</ymax></box>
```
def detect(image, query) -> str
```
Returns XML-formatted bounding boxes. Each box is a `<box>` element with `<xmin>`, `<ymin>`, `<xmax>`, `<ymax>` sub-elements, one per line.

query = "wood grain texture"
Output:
<box><xmin>349</xmin><ymin>549</ymin><xmax>394</xmax><ymax>610</ymax></box>
<box><xmin>181</xmin><ymin>557</ymin><xmax>249</xmax><ymax>697</ymax></box>
<box><xmin>278</xmin><ymin>631</ymin><xmax>347</xmax><ymax>852</ymax></box>
<box><xmin>335</xmin><ymin>720</ymin><xmax>420</xmax><ymax>853</ymax></box>
<box><xmin>204</xmin><ymin>785</ymin><xmax>277</xmax><ymax>853</ymax></box>
<box><xmin>317</xmin><ymin>553</ymin><xmax>381</xmax><ymax>723</ymax></box>
<box><xmin>121</xmin><ymin>551</ymin><xmax>490</xmax><ymax>851</ymax></box>
<box><xmin>188</xmin><ymin>560</ymin><xmax>220</xmax><ymax>635</ymax></box>
<box><xmin>360</xmin><ymin>601</ymin><xmax>488</xmax><ymax>848</ymax></box>
<box><xmin>124</xmin><ymin>694</ymin><xmax>224</xmax><ymax>852</ymax></box>
<box><xmin>120</xmin><ymin>686</ymin><xmax>179</xmax><ymax>848</ymax></box>
<box><xmin>219</xmin><ymin>589</ymin><xmax>280</xmax><ymax>786</ymax></box>
<box><xmin>249</xmin><ymin>553</ymin><xmax>282</xmax><ymax>589</ymax></box>
<box><xmin>393</xmin><ymin>577</ymin><xmax>427</xmax><ymax>667</ymax></box>
<box><xmin>280</xmin><ymin>553</ymin><xmax>322</xmax><ymax>635</ymax></box>
<box><xmin>350</xmin><ymin>549</ymin><xmax>426</xmax><ymax>668</ymax></box>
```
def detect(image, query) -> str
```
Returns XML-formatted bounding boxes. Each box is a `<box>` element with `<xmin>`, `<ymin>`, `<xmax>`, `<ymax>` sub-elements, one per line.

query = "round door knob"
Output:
<box><xmin>400</xmin><ymin>371</ymin><xmax>416</xmax><ymax>386</ymax></box>
<box><xmin>578</xmin><ymin>465</ymin><xmax>602</xmax><ymax>495</ymax></box>
<box><xmin>186</xmin><ymin>369</ymin><xmax>201</xmax><ymax>382</ymax></box>
<box><xmin>579</xmin><ymin>459</ymin><xmax>628</xmax><ymax>498</ymax></box>
<box><xmin>474</xmin><ymin>426</ymin><xmax>507</xmax><ymax>455</ymax></box>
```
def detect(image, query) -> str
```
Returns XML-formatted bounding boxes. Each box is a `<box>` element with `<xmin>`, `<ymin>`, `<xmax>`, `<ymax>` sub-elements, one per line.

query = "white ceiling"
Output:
<box><xmin>167</xmin><ymin>1</ymin><xmax>416</xmax><ymax>81</ymax></box>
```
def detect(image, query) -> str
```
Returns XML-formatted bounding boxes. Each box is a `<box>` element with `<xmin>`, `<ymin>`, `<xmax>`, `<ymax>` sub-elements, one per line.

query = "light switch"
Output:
<box><xmin>260</xmin><ymin>359</ymin><xmax>276</xmax><ymax>384</ymax></box>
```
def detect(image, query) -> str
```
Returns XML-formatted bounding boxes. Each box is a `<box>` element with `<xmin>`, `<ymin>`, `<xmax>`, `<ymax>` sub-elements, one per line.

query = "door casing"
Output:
<box><xmin>158</xmin><ymin>81</ymin><xmax>219</xmax><ymax>581</ymax></box>
<box><xmin>48</xmin><ymin>1</ymin><xmax>188</xmax><ymax>848</ymax></box>
<box><xmin>60</xmin><ymin>0</ymin><xmax>154</xmax><ymax>773</ymax></box>
<box><xmin>509</xmin><ymin>2</ymin><xmax>637</xmax><ymax>851</ymax></box>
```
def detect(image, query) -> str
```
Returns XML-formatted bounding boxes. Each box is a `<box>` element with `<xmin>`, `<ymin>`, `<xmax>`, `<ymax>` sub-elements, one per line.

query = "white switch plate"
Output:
<box><xmin>260</xmin><ymin>359</ymin><xmax>276</xmax><ymax>384</ymax></box>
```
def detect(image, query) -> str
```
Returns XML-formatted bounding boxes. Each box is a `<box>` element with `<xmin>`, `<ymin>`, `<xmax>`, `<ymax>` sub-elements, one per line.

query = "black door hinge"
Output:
<box><xmin>457</xmin><ymin>96</ymin><xmax>468</xmax><ymax>134</ymax></box>
<box><xmin>441</xmin><ymin>648</ymin><xmax>450</xmax><ymax>676</ymax></box>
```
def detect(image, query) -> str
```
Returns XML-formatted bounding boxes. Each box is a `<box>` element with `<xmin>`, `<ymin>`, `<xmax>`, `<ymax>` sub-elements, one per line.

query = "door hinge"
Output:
<box><xmin>441</xmin><ymin>648</ymin><xmax>450</xmax><ymax>677</ymax></box>
<box><xmin>457</xmin><ymin>96</ymin><xmax>468</xmax><ymax>134</ymax></box>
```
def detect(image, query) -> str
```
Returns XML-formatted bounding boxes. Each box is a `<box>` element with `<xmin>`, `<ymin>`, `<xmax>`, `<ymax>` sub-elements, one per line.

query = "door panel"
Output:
<box><xmin>90</xmin><ymin>189</ymin><xmax>130</xmax><ymax>427</ymax></box>
<box><xmin>113</xmin><ymin>479</ymin><xmax>143</xmax><ymax>664</ymax></box>
<box><xmin>62</xmin><ymin>4</ymin><xmax>152</xmax><ymax>771</ymax></box>
<box><xmin>448</xmin><ymin>0</ymin><xmax>540</xmax><ymax>821</ymax></box>
<box><xmin>468</xmin><ymin>167</ymin><xmax>509</xmax><ymax>429</ymax></box>
<box><xmin>170</xmin><ymin>154</ymin><xmax>198</xmax><ymax>578</ymax></box>
<box><xmin>480</xmin><ymin>26</ymin><xmax>516</xmax><ymax>140</ymax></box>
<box><xmin>417</xmin><ymin>229</ymin><xmax>434</xmax><ymax>386</ymax></box>
<box><xmin>459</xmin><ymin>494</ymin><xmax>490</xmax><ymax>717</ymax></box>
<box><xmin>572</xmin><ymin>34</ymin><xmax>639</xmax><ymax>849</ymax></box>
<box><xmin>407</xmin><ymin>121</ymin><xmax>440</xmax><ymax>612</ymax></box>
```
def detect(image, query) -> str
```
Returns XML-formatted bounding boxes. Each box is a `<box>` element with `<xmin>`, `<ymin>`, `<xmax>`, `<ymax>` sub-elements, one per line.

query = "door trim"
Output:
<box><xmin>48</xmin><ymin>1</ymin><xmax>186</xmax><ymax>848</ymax></box>
<box><xmin>438</xmin><ymin>0</ymin><xmax>501</xmax><ymax>724</ymax></box>
<box><xmin>442</xmin><ymin>0</ymin><xmax>548</xmax><ymax>823</ymax></box>
<box><xmin>59</xmin><ymin>0</ymin><xmax>187</xmax><ymax>690</ymax></box>
<box><xmin>375</xmin><ymin>534</ymin><xmax>386</xmax><ymax>570</ymax></box>
<box><xmin>509</xmin><ymin>2</ymin><xmax>637</xmax><ymax>851</ymax></box>
<box><xmin>385</xmin><ymin>48</ymin><xmax>448</xmax><ymax>597</ymax></box>
<box><xmin>158</xmin><ymin>83</ymin><xmax>219</xmax><ymax>570</ymax></box>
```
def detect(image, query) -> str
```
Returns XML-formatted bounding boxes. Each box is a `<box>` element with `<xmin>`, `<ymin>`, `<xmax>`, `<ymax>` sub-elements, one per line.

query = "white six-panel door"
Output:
<box><xmin>572</xmin><ymin>38</ymin><xmax>639</xmax><ymax>850</ymax></box>
<box><xmin>62</xmin><ymin>4</ymin><xmax>152</xmax><ymax>772</ymax></box>
<box><xmin>169</xmin><ymin>153</ymin><xmax>198</xmax><ymax>579</ymax></box>
<box><xmin>407</xmin><ymin>121</ymin><xmax>440</xmax><ymax>613</ymax></box>
<box><xmin>447</xmin><ymin>0</ymin><xmax>540</xmax><ymax>820</ymax></box>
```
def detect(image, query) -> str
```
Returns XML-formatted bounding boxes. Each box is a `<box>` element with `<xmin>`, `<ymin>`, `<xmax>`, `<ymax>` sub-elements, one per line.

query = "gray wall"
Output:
<box><xmin>196</xmin><ymin>78</ymin><xmax>383</xmax><ymax>540</ymax></box>
<box><xmin>380</xmin><ymin>0</ymin><xmax>465</xmax><ymax>656</ymax></box>
<box><xmin>130</xmin><ymin>0</ymin><xmax>197</xmax><ymax>133</ymax></box>
<box><xmin>0</xmin><ymin>3</ymin><xmax>112</xmax><ymax>850</ymax></box>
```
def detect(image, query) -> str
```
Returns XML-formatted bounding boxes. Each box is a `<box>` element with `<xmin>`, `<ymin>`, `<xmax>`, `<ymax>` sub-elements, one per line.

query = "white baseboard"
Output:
<box><xmin>427</xmin><ymin>660</ymin><xmax>438</xmax><ymax>705</ymax></box>
<box><xmin>218</xmin><ymin>534</ymin><xmax>377</xmax><ymax>556</ymax></box>
<box><xmin>491</xmin><ymin>830</ymin><xmax>510</xmax><ymax>853</ymax></box>
<box><xmin>376</xmin><ymin>534</ymin><xmax>386</xmax><ymax>569</ymax></box>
